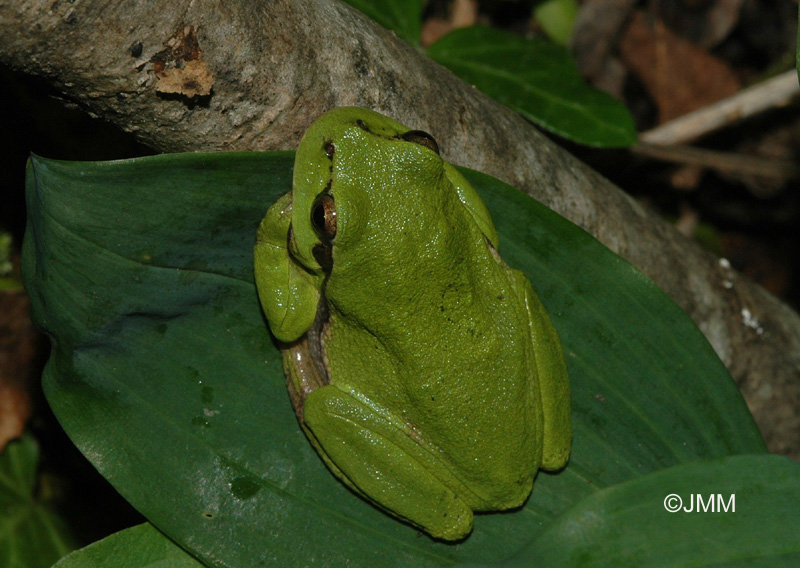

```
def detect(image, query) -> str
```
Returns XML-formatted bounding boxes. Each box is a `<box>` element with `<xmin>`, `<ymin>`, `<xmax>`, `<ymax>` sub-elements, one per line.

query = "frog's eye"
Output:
<box><xmin>311</xmin><ymin>193</ymin><xmax>337</xmax><ymax>242</ymax></box>
<box><xmin>400</xmin><ymin>130</ymin><xmax>440</xmax><ymax>155</ymax></box>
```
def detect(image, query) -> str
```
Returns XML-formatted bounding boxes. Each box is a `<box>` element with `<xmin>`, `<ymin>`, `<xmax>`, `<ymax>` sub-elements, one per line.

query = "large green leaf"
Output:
<box><xmin>0</xmin><ymin>436</ymin><xmax>77</xmax><ymax>568</ymax></box>
<box><xmin>507</xmin><ymin>454</ymin><xmax>800</xmax><ymax>567</ymax></box>
<box><xmin>23</xmin><ymin>152</ymin><xmax>770</xmax><ymax>567</ymax></box>
<box><xmin>52</xmin><ymin>524</ymin><xmax>202</xmax><ymax>568</ymax></box>
<box><xmin>427</xmin><ymin>26</ymin><xmax>636</xmax><ymax>147</ymax></box>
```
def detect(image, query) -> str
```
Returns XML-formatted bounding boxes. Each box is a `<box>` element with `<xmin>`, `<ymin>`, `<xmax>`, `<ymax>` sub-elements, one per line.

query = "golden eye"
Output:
<box><xmin>311</xmin><ymin>193</ymin><xmax>336</xmax><ymax>242</ymax></box>
<box><xmin>400</xmin><ymin>130</ymin><xmax>440</xmax><ymax>155</ymax></box>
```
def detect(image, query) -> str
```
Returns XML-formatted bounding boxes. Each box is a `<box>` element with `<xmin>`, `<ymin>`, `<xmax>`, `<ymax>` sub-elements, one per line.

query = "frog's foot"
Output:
<box><xmin>303</xmin><ymin>386</ymin><xmax>474</xmax><ymax>541</ymax></box>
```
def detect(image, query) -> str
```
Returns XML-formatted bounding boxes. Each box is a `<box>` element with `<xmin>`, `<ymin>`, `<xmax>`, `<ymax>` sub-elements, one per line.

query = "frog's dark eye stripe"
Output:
<box><xmin>311</xmin><ymin>193</ymin><xmax>337</xmax><ymax>242</ymax></box>
<box><xmin>312</xmin><ymin>242</ymin><xmax>333</xmax><ymax>273</ymax></box>
<box><xmin>400</xmin><ymin>130</ymin><xmax>440</xmax><ymax>155</ymax></box>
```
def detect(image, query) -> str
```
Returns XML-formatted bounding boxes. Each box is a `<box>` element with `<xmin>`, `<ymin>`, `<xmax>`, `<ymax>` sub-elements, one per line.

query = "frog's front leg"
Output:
<box><xmin>516</xmin><ymin>271</ymin><xmax>572</xmax><ymax>470</ymax></box>
<box><xmin>254</xmin><ymin>192</ymin><xmax>323</xmax><ymax>342</ymax></box>
<box><xmin>301</xmin><ymin>385</ymin><xmax>474</xmax><ymax>541</ymax></box>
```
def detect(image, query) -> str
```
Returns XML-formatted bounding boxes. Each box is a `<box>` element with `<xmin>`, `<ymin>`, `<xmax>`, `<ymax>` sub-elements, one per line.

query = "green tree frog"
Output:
<box><xmin>254</xmin><ymin>107</ymin><xmax>571</xmax><ymax>541</ymax></box>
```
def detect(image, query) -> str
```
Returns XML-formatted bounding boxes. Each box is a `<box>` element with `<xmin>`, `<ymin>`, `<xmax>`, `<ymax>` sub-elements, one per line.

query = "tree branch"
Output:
<box><xmin>2</xmin><ymin>0</ymin><xmax>797</xmax><ymax>457</ymax></box>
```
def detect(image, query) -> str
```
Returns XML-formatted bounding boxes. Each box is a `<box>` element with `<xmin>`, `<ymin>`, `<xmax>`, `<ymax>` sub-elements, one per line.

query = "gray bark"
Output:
<box><xmin>1</xmin><ymin>0</ymin><xmax>797</xmax><ymax>457</ymax></box>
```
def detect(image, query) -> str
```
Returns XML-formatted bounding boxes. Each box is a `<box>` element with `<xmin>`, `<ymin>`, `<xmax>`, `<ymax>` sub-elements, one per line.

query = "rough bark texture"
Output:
<box><xmin>1</xmin><ymin>0</ymin><xmax>798</xmax><ymax>457</ymax></box>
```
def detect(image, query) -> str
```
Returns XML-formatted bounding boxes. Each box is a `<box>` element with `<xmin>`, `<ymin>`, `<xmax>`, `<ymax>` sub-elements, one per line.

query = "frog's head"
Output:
<box><xmin>288</xmin><ymin>107</ymin><xmax>455</xmax><ymax>279</ymax></box>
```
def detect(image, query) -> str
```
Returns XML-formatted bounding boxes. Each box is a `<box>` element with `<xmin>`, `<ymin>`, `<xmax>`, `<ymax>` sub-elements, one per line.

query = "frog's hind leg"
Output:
<box><xmin>302</xmin><ymin>386</ymin><xmax>474</xmax><ymax>541</ymax></box>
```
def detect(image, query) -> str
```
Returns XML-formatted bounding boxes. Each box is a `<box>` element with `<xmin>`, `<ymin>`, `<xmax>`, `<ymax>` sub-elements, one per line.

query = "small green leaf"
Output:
<box><xmin>0</xmin><ymin>437</ymin><xmax>77</xmax><ymax>568</ymax></box>
<box><xmin>52</xmin><ymin>524</ymin><xmax>203</xmax><ymax>568</ymax></box>
<box><xmin>0</xmin><ymin>232</ymin><xmax>21</xmax><ymax>290</ymax></box>
<box><xmin>342</xmin><ymin>0</ymin><xmax>423</xmax><ymax>45</ymax></box>
<box><xmin>23</xmin><ymin>152</ymin><xmax>768</xmax><ymax>566</ymax></box>
<box><xmin>534</xmin><ymin>0</ymin><xmax>579</xmax><ymax>45</ymax></box>
<box><xmin>428</xmin><ymin>26</ymin><xmax>636</xmax><ymax>147</ymax></box>
<box><xmin>1</xmin><ymin>232</ymin><xmax>13</xmax><ymax>275</ymax></box>
<box><xmin>0</xmin><ymin>277</ymin><xmax>23</xmax><ymax>291</ymax></box>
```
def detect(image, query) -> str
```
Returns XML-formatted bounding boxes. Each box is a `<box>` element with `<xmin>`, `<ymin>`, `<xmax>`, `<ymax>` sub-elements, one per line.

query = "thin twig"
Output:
<box><xmin>639</xmin><ymin>70</ymin><xmax>800</xmax><ymax>145</ymax></box>
<box><xmin>633</xmin><ymin>142</ymin><xmax>800</xmax><ymax>181</ymax></box>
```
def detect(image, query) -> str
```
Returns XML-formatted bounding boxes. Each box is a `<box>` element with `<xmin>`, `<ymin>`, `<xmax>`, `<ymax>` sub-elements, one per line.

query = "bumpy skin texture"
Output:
<box><xmin>254</xmin><ymin>107</ymin><xmax>571</xmax><ymax>541</ymax></box>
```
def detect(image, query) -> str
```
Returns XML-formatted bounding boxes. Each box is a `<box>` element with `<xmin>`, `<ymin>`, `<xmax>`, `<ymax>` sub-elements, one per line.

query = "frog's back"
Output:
<box><xmin>328</xmin><ymin>232</ymin><xmax>544</xmax><ymax>509</ymax></box>
<box><xmin>406</xmin><ymin>256</ymin><xmax>544</xmax><ymax>509</ymax></box>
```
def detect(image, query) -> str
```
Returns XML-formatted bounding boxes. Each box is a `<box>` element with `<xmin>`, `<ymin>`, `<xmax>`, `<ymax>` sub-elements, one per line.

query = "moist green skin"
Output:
<box><xmin>254</xmin><ymin>107</ymin><xmax>571</xmax><ymax>541</ymax></box>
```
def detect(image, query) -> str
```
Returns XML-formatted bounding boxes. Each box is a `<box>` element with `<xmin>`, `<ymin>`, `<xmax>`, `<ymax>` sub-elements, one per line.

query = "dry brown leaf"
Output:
<box><xmin>619</xmin><ymin>10</ymin><xmax>741</xmax><ymax>123</ymax></box>
<box><xmin>0</xmin><ymin>290</ymin><xmax>36</xmax><ymax>451</ymax></box>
